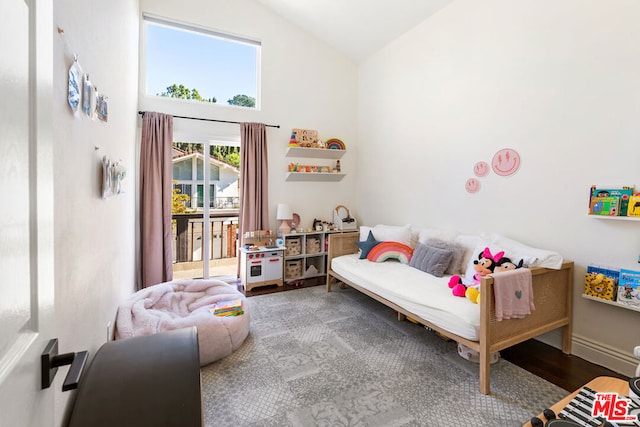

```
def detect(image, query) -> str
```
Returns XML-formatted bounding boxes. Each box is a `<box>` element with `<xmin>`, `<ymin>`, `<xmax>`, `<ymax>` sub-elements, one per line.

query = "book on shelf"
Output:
<box><xmin>617</xmin><ymin>269</ymin><xmax>640</xmax><ymax>307</ymax></box>
<box><xmin>585</xmin><ymin>265</ymin><xmax>619</xmax><ymax>301</ymax></box>
<box><xmin>629</xmin><ymin>195</ymin><xmax>640</xmax><ymax>217</ymax></box>
<box><xmin>589</xmin><ymin>196</ymin><xmax>620</xmax><ymax>216</ymax></box>
<box><xmin>589</xmin><ymin>185</ymin><xmax>634</xmax><ymax>216</ymax></box>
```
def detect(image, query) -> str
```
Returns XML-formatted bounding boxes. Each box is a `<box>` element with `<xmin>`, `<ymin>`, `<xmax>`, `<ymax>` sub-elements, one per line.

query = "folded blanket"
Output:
<box><xmin>492</xmin><ymin>268</ymin><xmax>534</xmax><ymax>321</ymax></box>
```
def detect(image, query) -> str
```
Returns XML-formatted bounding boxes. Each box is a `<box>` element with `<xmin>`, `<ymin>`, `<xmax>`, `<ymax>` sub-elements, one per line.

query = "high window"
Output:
<box><xmin>142</xmin><ymin>14</ymin><xmax>261</xmax><ymax>109</ymax></box>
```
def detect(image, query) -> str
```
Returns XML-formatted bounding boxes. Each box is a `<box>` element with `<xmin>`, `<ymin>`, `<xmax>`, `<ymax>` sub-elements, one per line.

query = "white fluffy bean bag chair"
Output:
<box><xmin>115</xmin><ymin>279</ymin><xmax>250</xmax><ymax>366</ymax></box>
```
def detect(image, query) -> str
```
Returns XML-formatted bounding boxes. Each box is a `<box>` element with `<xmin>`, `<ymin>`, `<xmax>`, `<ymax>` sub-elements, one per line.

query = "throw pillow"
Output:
<box><xmin>367</xmin><ymin>241</ymin><xmax>414</xmax><ymax>264</ymax></box>
<box><xmin>409</xmin><ymin>244</ymin><xmax>454</xmax><ymax>278</ymax></box>
<box><xmin>423</xmin><ymin>238</ymin><xmax>467</xmax><ymax>275</ymax></box>
<box><xmin>356</xmin><ymin>230</ymin><xmax>380</xmax><ymax>259</ymax></box>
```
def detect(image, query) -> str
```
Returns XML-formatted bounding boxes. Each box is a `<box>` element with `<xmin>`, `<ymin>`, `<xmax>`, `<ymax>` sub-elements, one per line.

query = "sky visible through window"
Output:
<box><xmin>145</xmin><ymin>21</ymin><xmax>258</xmax><ymax>106</ymax></box>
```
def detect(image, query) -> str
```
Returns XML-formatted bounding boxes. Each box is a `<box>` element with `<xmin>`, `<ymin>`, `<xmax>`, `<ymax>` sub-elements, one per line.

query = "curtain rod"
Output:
<box><xmin>137</xmin><ymin>111</ymin><xmax>280</xmax><ymax>128</ymax></box>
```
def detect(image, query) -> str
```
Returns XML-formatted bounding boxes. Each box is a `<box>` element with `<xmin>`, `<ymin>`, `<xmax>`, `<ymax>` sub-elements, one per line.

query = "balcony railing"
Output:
<box><xmin>172</xmin><ymin>210</ymin><xmax>239</xmax><ymax>264</ymax></box>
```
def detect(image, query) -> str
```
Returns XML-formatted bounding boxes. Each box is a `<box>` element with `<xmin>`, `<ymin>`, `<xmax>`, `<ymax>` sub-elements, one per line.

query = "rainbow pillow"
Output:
<box><xmin>367</xmin><ymin>241</ymin><xmax>414</xmax><ymax>264</ymax></box>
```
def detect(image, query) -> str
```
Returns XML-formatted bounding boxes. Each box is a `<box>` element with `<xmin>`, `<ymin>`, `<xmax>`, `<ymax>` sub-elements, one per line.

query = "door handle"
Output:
<box><xmin>41</xmin><ymin>339</ymin><xmax>89</xmax><ymax>391</ymax></box>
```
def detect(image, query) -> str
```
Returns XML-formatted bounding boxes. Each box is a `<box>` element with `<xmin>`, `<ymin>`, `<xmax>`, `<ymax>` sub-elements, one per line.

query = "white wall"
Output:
<box><xmin>358</xmin><ymin>0</ymin><xmax>640</xmax><ymax>375</ymax></box>
<box><xmin>139</xmin><ymin>0</ymin><xmax>358</xmax><ymax>231</ymax></box>
<box><xmin>52</xmin><ymin>0</ymin><xmax>139</xmax><ymax>424</ymax></box>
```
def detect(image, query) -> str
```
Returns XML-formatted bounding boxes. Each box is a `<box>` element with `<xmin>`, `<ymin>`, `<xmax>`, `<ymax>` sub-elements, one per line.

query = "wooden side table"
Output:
<box><xmin>522</xmin><ymin>376</ymin><xmax>629</xmax><ymax>427</ymax></box>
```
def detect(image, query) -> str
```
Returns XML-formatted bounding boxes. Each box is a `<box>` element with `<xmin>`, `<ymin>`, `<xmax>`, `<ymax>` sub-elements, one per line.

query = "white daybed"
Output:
<box><xmin>326</xmin><ymin>230</ymin><xmax>573</xmax><ymax>395</ymax></box>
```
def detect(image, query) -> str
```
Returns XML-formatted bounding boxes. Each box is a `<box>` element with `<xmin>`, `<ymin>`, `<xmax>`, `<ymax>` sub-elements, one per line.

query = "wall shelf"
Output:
<box><xmin>582</xmin><ymin>293</ymin><xmax>640</xmax><ymax>313</ymax></box>
<box><xmin>588</xmin><ymin>215</ymin><xmax>640</xmax><ymax>222</ymax></box>
<box><xmin>286</xmin><ymin>172</ymin><xmax>345</xmax><ymax>182</ymax></box>
<box><xmin>286</xmin><ymin>146</ymin><xmax>345</xmax><ymax>159</ymax></box>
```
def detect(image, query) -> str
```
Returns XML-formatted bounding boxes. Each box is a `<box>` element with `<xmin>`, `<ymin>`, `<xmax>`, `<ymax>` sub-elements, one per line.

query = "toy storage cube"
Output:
<box><xmin>285</xmin><ymin>237</ymin><xmax>301</xmax><ymax>256</ymax></box>
<box><xmin>285</xmin><ymin>260</ymin><xmax>302</xmax><ymax>280</ymax></box>
<box><xmin>306</xmin><ymin>237</ymin><xmax>321</xmax><ymax>254</ymax></box>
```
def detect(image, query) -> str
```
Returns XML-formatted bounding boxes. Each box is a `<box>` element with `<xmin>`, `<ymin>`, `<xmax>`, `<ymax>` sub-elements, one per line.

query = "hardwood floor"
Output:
<box><xmin>235</xmin><ymin>280</ymin><xmax>631</xmax><ymax>393</ymax></box>
<box><xmin>501</xmin><ymin>338</ymin><xmax>629</xmax><ymax>392</ymax></box>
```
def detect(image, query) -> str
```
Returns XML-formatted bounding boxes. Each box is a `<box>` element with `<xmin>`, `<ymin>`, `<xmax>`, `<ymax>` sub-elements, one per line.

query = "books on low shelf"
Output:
<box><xmin>617</xmin><ymin>269</ymin><xmax>640</xmax><ymax>307</ymax></box>
<box><xmin>584</xmin><ymin>265</ymin><xmax>619</xmax><ymax>301</ymax></box>
<box><xmin>210</xmin><ymin>299</ymin><xmax>244</xmax><ymax>317</ymax></box>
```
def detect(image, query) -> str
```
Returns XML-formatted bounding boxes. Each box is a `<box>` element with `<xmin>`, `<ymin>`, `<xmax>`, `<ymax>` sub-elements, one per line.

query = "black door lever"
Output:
<box><xmin>41</xmin><ymin>339</ymin><xmax>89</xmax><ymax>391</ymax></box>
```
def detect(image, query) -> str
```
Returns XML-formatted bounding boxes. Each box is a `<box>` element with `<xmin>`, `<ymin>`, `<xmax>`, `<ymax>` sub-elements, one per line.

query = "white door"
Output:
<box><xmin>0</xmin><ymin>0</ymin><xmax>55</xmax><ymax>426</ymax></box>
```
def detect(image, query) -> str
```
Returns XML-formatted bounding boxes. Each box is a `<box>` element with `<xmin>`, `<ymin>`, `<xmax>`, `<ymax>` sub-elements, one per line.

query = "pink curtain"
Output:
<box><xmin>238</xmin><ymin>122</ymin><xmax>269</xmax><ymax>253</ymax></box>
<box><xmin>140</xmin><ymin>112</ymin><xmax>174</xmax><ymax>288</ymax></box>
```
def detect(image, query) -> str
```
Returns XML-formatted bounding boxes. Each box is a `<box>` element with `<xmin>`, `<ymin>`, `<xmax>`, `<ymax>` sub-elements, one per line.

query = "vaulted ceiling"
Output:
<box><xmin>255</xmin><ymin>0</ymin><xmax>453</xmax><ymax>62</ymax></box>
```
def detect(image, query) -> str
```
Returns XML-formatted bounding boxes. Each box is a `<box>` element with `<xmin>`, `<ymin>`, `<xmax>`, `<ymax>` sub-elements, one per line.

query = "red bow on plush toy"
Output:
<box><xmin>482</xmin><ymin>247</ymin><xmax>504</xmax><ymax>263</ymax></box>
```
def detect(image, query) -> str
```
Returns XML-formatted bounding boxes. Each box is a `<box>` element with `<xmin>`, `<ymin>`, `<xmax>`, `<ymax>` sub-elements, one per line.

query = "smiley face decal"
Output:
<box><xmin>465</xmin><ymin>178</ymin><xmax>480</xmax><ymax>193</ymax></box>
<box><xmin>473</xmin><ymin>161</ymin><xmax>490</xmax><ymax>177</ymax></box>
<box><xmin>491</xmin><ymin>148</ymin><xmax>521</xmax><ymax>177</ymax></box>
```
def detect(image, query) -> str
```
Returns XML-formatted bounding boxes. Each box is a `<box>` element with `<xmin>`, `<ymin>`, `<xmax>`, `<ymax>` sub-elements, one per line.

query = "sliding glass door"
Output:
<box><xmin>171</xmin><ymin>141</ymin><xmax>240</xmax><ymax>280</ymax></box>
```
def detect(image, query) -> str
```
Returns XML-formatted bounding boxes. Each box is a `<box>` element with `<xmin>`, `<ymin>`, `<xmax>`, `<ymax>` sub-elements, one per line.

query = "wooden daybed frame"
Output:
<box><xmin>325</xmin><ymin>232</ymin><xmax>574</xmax><ymax>395</ymax></box>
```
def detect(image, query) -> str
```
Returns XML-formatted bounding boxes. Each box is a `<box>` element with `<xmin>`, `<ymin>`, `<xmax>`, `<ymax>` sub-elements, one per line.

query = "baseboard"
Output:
<box><xmin>534</xmin><ymin>331</ymin><xmax>638</xmax><ymax>378</ymax></box>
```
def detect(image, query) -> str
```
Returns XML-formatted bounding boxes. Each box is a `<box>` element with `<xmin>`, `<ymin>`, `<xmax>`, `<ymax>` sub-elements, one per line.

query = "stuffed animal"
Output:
<box><xmin>466</xmin><ymin>256</ymin><xmax>525</xmax><ymax>304</ymax></box>
<box><xmin>494</xmin><ymin>257</ymin><xmax>524</xmax><ymax>273</ymax></box>
<box><xmin>448</xmin><ymin>247</ymin><xmax>503</xmax><ymax>298</ymax></box>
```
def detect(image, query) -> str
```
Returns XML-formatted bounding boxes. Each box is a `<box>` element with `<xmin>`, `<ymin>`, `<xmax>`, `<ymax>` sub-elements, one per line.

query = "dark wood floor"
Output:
<box><xmin>238</xmin><ymin>281</ymin><xmax>630</xmax><ymax>393</ymax></box>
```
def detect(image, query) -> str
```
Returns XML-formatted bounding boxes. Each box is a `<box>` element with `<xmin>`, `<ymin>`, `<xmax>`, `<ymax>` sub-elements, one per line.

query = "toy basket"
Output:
<box><xmin>457</xmin><ymin>343</ymin><xmax>500</xmax><ymax>365</ymax></box>
<box><xmin>285</xmin><ymin>260</ymin><xmax>302</xmax><ymax>280</ymax></box>
<box><xmin>285</xmin><ymin>237</ymin><xmax>301</xmax><ymax>256</ymax></box>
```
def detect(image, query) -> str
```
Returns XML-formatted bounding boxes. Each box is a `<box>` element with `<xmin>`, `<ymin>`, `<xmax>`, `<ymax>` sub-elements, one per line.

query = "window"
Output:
<box><xmin>197</xmin><ymin>185</ymin><xmax>216</xmax><ymax>208</ymax></box>
<box><xmin>143</xmin><ymin>14</ymin><xmax>260</xmax><ymax>109</ymax></box>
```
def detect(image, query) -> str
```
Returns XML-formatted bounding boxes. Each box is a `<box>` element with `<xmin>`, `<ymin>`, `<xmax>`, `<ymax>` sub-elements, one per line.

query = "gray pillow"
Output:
<box><xmin>409</xmin><ymin>243</ymin><xmax>453</xmax><ymax>278</ymax></box>
<box><xmin>424</xmin><ymin>238</ymin><xmax>466</xmax><ymax>275</ymax></box>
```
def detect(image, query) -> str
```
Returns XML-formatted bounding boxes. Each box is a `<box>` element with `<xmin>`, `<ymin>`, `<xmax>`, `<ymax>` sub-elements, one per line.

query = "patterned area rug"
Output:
<box><xmin>201</xmin><ymin>285</ymin><xmax>568</xmax><ymax>426</ymax></box>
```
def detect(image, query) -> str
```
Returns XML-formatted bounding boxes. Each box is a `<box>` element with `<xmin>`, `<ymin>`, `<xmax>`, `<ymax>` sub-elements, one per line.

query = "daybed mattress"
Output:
<box><xmin>331</xmin><ymin>254</ymin><xmax>480</xmax><ymax>341</ymax></box>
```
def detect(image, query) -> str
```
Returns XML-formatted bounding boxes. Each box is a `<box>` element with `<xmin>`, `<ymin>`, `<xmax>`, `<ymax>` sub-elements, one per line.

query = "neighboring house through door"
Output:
<box><xmin>172</xmin><ymin>146</ymin><xmax>239</xmax><ymax>210</ymax></box>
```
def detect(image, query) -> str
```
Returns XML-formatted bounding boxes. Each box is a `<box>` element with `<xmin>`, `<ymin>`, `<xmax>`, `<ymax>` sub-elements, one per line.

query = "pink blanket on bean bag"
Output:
<box><xmin>115</xmin><ymin>279</ymin><xmax>250</xmax><ymax>366</ymax></box>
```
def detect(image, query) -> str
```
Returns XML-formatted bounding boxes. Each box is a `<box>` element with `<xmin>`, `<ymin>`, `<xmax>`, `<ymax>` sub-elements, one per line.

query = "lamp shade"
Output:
<box><xmin>276</xmin><ymin>203</ymin><xmax>292</xmax><ymax>220</ymax></box>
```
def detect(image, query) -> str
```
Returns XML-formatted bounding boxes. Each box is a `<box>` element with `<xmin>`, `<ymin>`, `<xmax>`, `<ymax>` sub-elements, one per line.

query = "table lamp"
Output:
<box><xmin>276</xmin><ymin>203</ymin><xmax>293</xmax><ymax>236</ymax></box>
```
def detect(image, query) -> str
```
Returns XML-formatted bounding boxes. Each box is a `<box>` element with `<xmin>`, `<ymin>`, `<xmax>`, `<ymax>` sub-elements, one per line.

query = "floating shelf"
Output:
<box><xmin>587</xmin><ymin>215</ymin><xmax>640</xmax><ymax>222</ymax></box>
<box><xmin>286</xmin><ymin>172</ymin><xmax>345</xmax><ymax>182</ymax></box>
<box><xmin>582</xmin><ymin>293</ymin><xmax>640</xmax><ymax>313</ymax></box>
<box><xmin>286</xmin><ymin>146</ymin><xmax>345</xmax><ymax>159</ymax></box>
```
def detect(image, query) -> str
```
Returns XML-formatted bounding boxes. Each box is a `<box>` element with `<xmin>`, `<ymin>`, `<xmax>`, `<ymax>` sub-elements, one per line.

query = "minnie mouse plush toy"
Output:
<box><xmin>448</xmin><ymin>247</ymin><xmax>503</xmax><ymax>298</ymax></box>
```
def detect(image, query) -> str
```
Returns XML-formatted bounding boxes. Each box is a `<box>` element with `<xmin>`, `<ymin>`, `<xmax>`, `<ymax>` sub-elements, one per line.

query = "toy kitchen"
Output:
<box><xmin>240</xmin><ymin>230</ymin><xmax>284</xmax><ymax>292</ymax></box>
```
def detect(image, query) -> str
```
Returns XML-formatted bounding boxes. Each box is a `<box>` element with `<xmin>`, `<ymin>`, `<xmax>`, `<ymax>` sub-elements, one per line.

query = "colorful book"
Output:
<box><xmin>210</xmin><ymin>299</ymin><xmax>242</xmax><ymax>315</ymax></box>
<box><xmin>212</xmin><ymin>310</ymin><xmax>244</xmax><ymax>317</ymax></box>
<box><xmin>585</xmin><ymin>265</ymin><xmax>619</xmax><ymax>301</ymax></box>
<box><xmin>617</xmin><ymin>269</ymin><xmax>640</xmax><ymax>307</ymax></box>
<box><xmin>589</xmin><ymin>196</ymin><xmax>620</xmax><ymax>216</ymax></box>
<box><xmin>628</xmin><ymin>195</ymin><xmax>640</xmax><ymax>217</ymax></box>
<box><xmin>590</xmin><ymin>186</ymin><xmax>634</xmax><ymax>216</ymax></box>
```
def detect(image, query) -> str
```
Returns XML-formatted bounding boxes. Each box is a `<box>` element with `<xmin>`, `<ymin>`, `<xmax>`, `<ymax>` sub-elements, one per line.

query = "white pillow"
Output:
<box><xmin>488</xmin><ymin>233</ymin><xmax>563</xmax><ymax>270</ymax></box>
<box><xmin>359</xmin><ymin>224</ymin><xmax>414</xmax><ymax>248</ymax></box>
<box><xmin>417</xmin><ymin>228</ymin><xmax>458</xmax><ymax>244</ymax></box>
<box><xmin>454</xmin><ymin>234</ymin><xmax>484</xmax><ymax>274</ymax></box>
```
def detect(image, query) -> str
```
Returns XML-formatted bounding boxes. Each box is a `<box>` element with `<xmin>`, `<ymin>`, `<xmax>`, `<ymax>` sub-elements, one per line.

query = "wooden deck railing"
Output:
<box><xmin>172</xmin><ymin>211</ymin><xmax>239</xmax><ymax>264</ymax></box>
